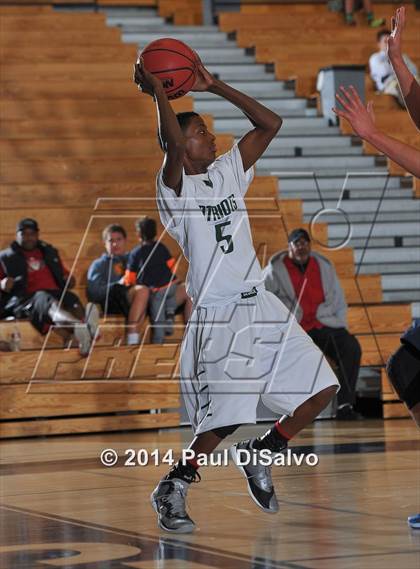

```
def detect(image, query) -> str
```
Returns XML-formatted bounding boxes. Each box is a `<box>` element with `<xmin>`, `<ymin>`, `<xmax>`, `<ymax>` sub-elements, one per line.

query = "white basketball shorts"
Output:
<box><xmin>180</xmin><ymin>288</ymin><xmax>339</xmax><ymax>435</ymax></box>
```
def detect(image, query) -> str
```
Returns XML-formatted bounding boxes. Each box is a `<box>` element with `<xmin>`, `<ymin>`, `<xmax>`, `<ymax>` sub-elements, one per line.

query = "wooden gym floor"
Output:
<box><xmin>0</xmin><ymin>419</ymin><xmax>419</xmax><ymax>568</ymax></box>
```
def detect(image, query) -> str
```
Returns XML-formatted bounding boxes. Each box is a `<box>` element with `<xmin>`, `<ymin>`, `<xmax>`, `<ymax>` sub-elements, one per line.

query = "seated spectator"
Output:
<box><xmin>264</xmin><ymin>228</ymin><xmax>361</xmax><ymax>420</ymax></box>
<box><xmin>0</xmin><ymin>218</ymin><xmax>98</xmax><ymax>355</ymax></box>
<box><xmin>344</xmin><ymin>0</ymin><xmax>384</xmax><ymax>27</ymax></box>
<box><xmin>369</xmin><ymin>29</ymin><xmax>418</xmax><ymax>107</ymax></box>
<box><xmin>87</xmin><ymin>224</ymin><xmax>149</xmax><ymax>346</ymax></box>
<box><xmin>124</xmin><ymin>217</ymin><xmax>192</xmax><ymax>344</ymax></box>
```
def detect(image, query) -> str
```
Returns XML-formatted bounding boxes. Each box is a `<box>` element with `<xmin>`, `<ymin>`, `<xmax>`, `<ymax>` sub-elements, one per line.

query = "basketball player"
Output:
<box><xmin>134</xmin><ymin>55</ymin><xmax>339</xmax><ymax>534</ymax></box>
<box><xmin>333</xmin><ymin>5</ymin><xmax>420</xmax><ymax>530</ymax></box>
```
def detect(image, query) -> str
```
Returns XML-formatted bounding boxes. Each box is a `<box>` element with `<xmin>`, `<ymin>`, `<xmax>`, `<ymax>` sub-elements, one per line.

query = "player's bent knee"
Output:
<box><xmin>314</xmin><ymin>385</ymin><xmax>338</xmax><ymax>405</ymax></box>
<box><xmin>211</xmin><ymin>424</ymin><xmax>240</xmax><ymax>439</ymax></box>
<box><xmin>326</xmin><ymin>384</ymin><xmax>338</xmax><ymax>398</ymax></box>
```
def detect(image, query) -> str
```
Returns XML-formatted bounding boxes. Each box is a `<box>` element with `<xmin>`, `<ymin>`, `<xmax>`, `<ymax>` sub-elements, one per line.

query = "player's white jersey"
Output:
<box><xmin>156</xmin><ymin>144</ymin><xmax>264</xmax><ymax>307</ymax></box>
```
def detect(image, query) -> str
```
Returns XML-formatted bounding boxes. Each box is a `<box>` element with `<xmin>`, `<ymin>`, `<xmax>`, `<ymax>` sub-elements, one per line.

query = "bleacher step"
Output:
<box><xmin>260</xmin><ymin>155</ymin><xmax>378</xmax><ymax>171</ymax></box>
<box><xmin>384</xmin><ymin>290</ymin><xmax>420</xmax><ymax>303</ymax></box>
<box><xmin>295</xmin><ymin>189</ymin><xmax>413</xmax><ymax>201</ymax></box>
<box><xmin>107</xmin><ymin>17</ymin><xmax>166</xmax><ymax>27</ymax></box>
<box><xmin>382</xmin><ymin>274</ymin><xmax>420</xmax><ymax>294</ymax></box>
<box><xmin>263</xmin><ymin>135</ymin><xmax>355</xmax><ymax>149</ymax></box>
<box><xmin>306</xmin><ymin>211</ymin><xmax>420</xmax><ymax>224</ymax></box>
<box><xmin>265</xmin><ymin>168</ymin><xmax>388</xmax><ymax>177</ymax></box>
<box><xmin>304</xmin><ymin>198</ymin><xmax>420</xmax><ymax>215</ymax></box>
<box><xmin>328</xmin><ymin>221</ymin><xmax>419</xmax><ymax>239</ymax></box>
<box><xmin>355</xmin><ymin>247</ymin><xmax>420</xmax><ymax>263</ymax></box>
<box><xmin>122</xmin><ymin>32</ymin><xmax>234</xmax><ymax>47</ymax></box>
<box><xmin>195</xmin><ymin>97</ymin><xmax>308</xmax><ymax>113</ymax></box>
<box><xmin>194</xmin><ymin>83</ymin><xmax>291</xmax><ymax>98</ymax></box>
<box><xmin>330</xmin><ymin>235</ymin><xmax>420</xmax><ymax>248</ymax></box>
<box><xmin>262</xmin><ymin>146</ymin><xmax>364</xmax><ymax>158</ymax></box>
<box><xmin>360</xmin><ymin>264</ymin><xmax>419</xmax><ymax>274</ymax></box>
<box><xmin>114</xmin><ymin>23</ymin><xmax>219</xmax><ymax>32</ymax></box>
<box><xmin>277</xmin><ymin>176</ymin><xmax>405</xmax><ymax>192</ymax></box>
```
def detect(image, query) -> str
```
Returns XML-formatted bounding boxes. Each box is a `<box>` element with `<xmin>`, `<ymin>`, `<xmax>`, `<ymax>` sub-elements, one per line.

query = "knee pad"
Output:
<box><xmin>386</xmin><ymin>345</ymin><xmax>420</xmax><ymax>410</ymax></box>
<box><xmin>211</xmin><ymin>424</ymin><xmax>240</xmax><ymax>439</ymax></box>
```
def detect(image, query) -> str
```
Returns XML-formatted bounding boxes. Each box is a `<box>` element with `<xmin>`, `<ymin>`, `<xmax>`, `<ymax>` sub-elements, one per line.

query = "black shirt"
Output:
<box><xmin>127</xmin><ymin>241</ymin><xmax>175</xmax><ymax>288</ymax></box>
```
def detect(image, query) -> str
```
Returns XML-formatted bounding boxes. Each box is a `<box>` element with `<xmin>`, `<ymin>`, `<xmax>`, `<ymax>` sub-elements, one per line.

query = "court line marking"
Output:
<box><xmin>0</xmin><ymin>504</ymin><xmax>295</xmax><ymax>569</ymax></box>
<box><xmin>274</xmin><ymin>497</ymin><xmax>416</xmax><ymax>520</ymax></box>
<box><xmin>1</xmin><ymin>504</ymin><xmax>418</xmax><ymax>568</ymax></box>
<box><xmin>286</xmin><ymin>549</ymin><xmax>420</xmax><ymax>564</ymax></box>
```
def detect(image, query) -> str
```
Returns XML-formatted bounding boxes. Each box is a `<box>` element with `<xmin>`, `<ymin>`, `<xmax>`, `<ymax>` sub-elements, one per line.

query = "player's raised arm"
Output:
<box><xmin>333</xmin><ymin>85</ymin><xmax>420</xmax><ymax>178</ymax></box>
<box><xmin>387</xmin><ymin>6</ymin><xmax>420</xmax><ymax>131</ymax></box>
<box><xmin>192</xmin><ymin>57</ymin><xmax>282</xmax><ymax>171</ymax></box>
<box><xmin>133</xmin><ymin>58</ymin><xmax>185</xmax><ymax>196</ymax></box>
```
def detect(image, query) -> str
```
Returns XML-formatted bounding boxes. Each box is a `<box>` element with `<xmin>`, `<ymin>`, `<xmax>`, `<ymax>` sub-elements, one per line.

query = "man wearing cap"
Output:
<box><xmin>0</xmin><ymin>218</ymin><xmax>98</xmax><ymax>356</ymax></box>
<box><xmin>263</xmin><ymin>228</ymin><xmax>361</xmax><ymax>420</ymax></box>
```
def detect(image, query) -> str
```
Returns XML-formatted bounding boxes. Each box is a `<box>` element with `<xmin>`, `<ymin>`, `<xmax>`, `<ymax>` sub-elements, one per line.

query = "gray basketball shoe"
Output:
<box><xmin>151</xmin><ymin>478</ymin><xmax>196</xmax><ymax>533</ymax></box>
<box><xmin>85</xmin><ymin>302</ymin><xmax>100</xmax><ymax>340</ymax></box>
<box><xmin>230</xmin><ymin>439</ymin><xmax>279</xmax><ymax>513</ymax></box>
<box><xmin>74</xmin><ymin>303</ymin><xmax>100</xmax><ymax>356</ymax></box>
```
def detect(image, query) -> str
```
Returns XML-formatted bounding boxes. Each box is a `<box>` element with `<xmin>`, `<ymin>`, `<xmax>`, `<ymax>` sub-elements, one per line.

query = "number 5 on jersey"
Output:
<box><xmin>215</xmin><ymin>221</ymin><xmax>234</xmax><ymax>254</ymax></box>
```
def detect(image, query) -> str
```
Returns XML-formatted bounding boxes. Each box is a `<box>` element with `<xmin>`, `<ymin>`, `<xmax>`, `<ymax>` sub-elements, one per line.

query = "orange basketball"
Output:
<box><xmin>140</xmin><ymin>38</ymin><xmax>197</xmax><ymax>100</ymax></box>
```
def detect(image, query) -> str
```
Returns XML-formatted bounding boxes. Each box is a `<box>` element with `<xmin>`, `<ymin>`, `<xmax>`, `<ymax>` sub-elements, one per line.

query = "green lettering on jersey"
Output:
<box><xmin>199</xmin><ymin>194</ymin><xmax>237</xmax><ymax>222</ymax></box>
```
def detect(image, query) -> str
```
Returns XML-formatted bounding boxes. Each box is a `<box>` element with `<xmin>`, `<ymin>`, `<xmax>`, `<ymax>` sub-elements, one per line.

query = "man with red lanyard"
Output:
<box><xmin>264</xmin><ymin>228</ymin><xmax>361</xmax><ymax>420</ymax></box>
<box><xmin>0</xmin><ymin>218</ymin><xmax>98</xmax><ymax>355</ymax></box>
<box><xmin>124</xmin><ymin>217</ymin><xmax>192</xmax><ymax>344</ymax></box>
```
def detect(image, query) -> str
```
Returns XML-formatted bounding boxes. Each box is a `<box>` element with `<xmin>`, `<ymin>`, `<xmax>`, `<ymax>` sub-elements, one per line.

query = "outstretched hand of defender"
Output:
<box><xmin>191</xmin><ymin>52</ymin><xmax>215</xmax><ymax>92</ymax></box>
<box><xmin>133</xmin><ymin>56</ymin><xmax>162</xmax><ymax>97</ymax></box>
<box><xmin>332</xmin><ymin>86</ymin><xmax>377</xmax><ymax>141</ymax></box>
<box><xmin>387</xmin><ymin>6</ymin><xmax>405</xmax><ymax>61</ymax></box>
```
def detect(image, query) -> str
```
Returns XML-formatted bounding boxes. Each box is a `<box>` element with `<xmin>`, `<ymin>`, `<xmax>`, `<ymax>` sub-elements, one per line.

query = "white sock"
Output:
<box><xmin>127</xmin><ymin>333</ymin><xmax>140</xmax><ymax>345</ymax></box>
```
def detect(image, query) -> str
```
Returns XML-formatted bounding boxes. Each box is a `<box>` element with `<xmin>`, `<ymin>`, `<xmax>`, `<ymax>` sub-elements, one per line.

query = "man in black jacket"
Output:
<box><xmin>0</xmin><ymin>218</ymin><xmax>98</xmax><ymax>355</ymax></box>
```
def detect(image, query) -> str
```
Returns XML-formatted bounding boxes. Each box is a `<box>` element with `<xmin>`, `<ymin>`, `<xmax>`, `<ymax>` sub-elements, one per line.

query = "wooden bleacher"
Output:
<box><xmin>158</xmin><ymin>0</ymin><xmax>202</xmax><ymax>25</ymax></box>
<box><xmin>227</xmin><ymin>5</ymin><xmax>419</xmax><ymax>88</ymax></box>
<box><xmin>0</xmin><ymin>2</ymin><xmax>413</xmax><ymax>437</ymax></box>
<box><xmin>221</xmin><ymin>2</ymin><xmax>420</xmax><ymax>175</ymax></box>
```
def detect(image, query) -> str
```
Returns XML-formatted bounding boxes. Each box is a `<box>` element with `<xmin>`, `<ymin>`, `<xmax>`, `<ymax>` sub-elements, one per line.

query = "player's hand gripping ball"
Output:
<box><xmin>139</xmin><ymin>38</ymin><xmax>198</xmax><ymax>99</ymax></box>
